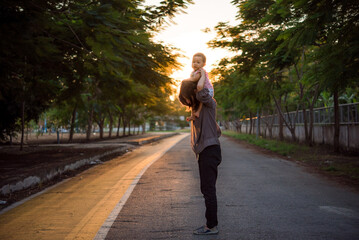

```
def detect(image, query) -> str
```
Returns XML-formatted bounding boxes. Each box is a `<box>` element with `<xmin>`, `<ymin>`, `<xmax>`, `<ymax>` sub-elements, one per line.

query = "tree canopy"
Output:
<box><xmin>0</xmin><ymin>0</ymin><xmax>193</xmax><ymax>143</ymax></box>
<box><xmin>210</xmin><ymin>0</ymin><xmax>359</xmax><ymax>149</ymax></box>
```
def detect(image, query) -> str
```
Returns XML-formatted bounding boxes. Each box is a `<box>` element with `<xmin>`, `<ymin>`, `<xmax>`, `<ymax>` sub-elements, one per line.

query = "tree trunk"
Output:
<box><xmin>245</xmin><ymin>120</ymin><xmax>248</xmax><ymax>134</ymax></box>
<box><xmin>127</xmin><ymin>120</ymin><xmax>131</xmax><ymax>135</ymax></box>
<box><xmin>99</xmin><ymin>122</ymin><xmax>104</xmax><ymax>139</ymax></box>
<box><xmin>86</xmin><ymin>105</ymin><xmax>94</xmax><ymax>141</ymax></box>
<box><xmin>308</xmin><ymin>104</ymin><xmax>314</xmax><ymax>146</ymax></box>
<box><xmin>303</xmin><ymin>107</ymin><xmax>309</xmax><ymax>143</ymax></box>
<box><xmin>57</xmin><ymin>129</ymin><xmax>60</xmax><ymax>144</ymax></box>
<box><xmin>26</xmin><ymin>122</ymin><xmax>29</xmax><ymax>141</ymax></box>
<box><xmin>69</xmin><ymin>104</ymin><xmax>77</xmax><ymax>143</ymax></box>
<box><xmin>249</xmin><ymin>112</ymin><xmax>253</xmax><ymax>134</ymax></box>
<box><xmin>108</xmin><ymin>112</ymin><xmax>113</xmax><ymax>138</ymax></box>
<box><xmin>96</xmin><ymin>114</ymin><xmax>104</xmax><ymax>139</ymax></box>
<box><xmin>273</xmin><ymin>94</ymin><xmax>296</xmax><ymax>142</ymax></box>
<box><xmin>268</xmin><ymin>122</ymin><xmax>272</xmax><ymax>138</ymax></box>
<box><xmin>268</xmin><ymin>114</ymin><xmax>274</xmax><ymax>138</ymax></box>
<box><xmin>20</xmin><ymin>101</ymin><xmax>25</xmax><ymax>151</ymax></box>
<box><xmin>235</xmin><ymin>120</ymin><xmax>240</xmax><ymax>132</ymax></box>
<box><xmin>277</xmin><ymin>97</ymin><xmax>284</xmax><ymax>141</ymax></box>
<box><xmin>290</xmin><ymin>128</ymin><xmax>296</xmax><ymax>142</ymax></box>
<box><xmin>116</xmin><ymin>116</ymin><xmax>121</xmax><ymax>137</ymax></box>
<box><xmin>333</xmin><ymin>89</ymin><xmax>340</xmax><ymax>152</ymax></box>
<box><xmin>122</xmin><ymin>116</ymin><xmax>126</xmax><ymax>136</ymax></box>
<box><xmin>142</xmin><ymin>123</ymin><xmax>146</xmax><ymax>134</ymax></box>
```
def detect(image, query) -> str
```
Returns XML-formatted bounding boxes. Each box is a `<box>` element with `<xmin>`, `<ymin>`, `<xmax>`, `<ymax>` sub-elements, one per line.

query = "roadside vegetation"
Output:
<box><xmin>2</xmin><ymin>0</ymin><xmax>358</xmax><ymax>155</ymax></box>
<box><xmin>223</xmin><ymin>130</ymin><xmax>306</xmax><ymax>157</ymax></box>
<box><xmin>0</xmin><ymin>0</ymin><xmax>192</xmax><ymax>148</ymax></box>
<box><xmin>210</xmin><ymin>0</ymin><xmax>359</xmax><ymax>152</ymax></box>
<box><xmin>223</xmin><ymin>131</ymin><xmax>359</xmax><ymax>189</ymax></box>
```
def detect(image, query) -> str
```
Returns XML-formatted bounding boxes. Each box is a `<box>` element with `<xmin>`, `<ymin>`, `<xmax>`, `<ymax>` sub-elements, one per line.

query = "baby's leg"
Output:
<box><xmin>186</xmin><ymin>115</ymin><xmax>195</xmax><ymax>121</ymax></box>
<box><xmin>186</xmin><ymin>108</ymin><xmax>196</xmax><ymax>121</ymax></box>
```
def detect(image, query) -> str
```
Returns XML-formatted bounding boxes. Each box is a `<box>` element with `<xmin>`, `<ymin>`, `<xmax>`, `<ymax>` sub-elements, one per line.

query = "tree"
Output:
<box><xmin>0</xmin><ymin>0</ymin><xmax>193</xmax><ymax>146</ymax></box>
<box><xmin>0</xmin><ymin>1</ymin><xmax>64</xmax><ymax>143</ymax></box>
<box><xmin>210</xmin><ymin>0</ymin><xmax>359</xmax><ymax>149</ymax></box>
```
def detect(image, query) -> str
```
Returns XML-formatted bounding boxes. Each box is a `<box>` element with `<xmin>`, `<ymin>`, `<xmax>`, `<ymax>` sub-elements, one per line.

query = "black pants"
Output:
<box><xmin>198</xmin><ymin>144</ymin><xmax>222</xmax><ymax>229</ymax></box>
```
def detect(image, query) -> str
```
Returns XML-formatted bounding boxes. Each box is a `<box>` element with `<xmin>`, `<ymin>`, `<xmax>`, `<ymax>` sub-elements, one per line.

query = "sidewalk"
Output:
<box><xmin>0</xmin><ymin>134</ymin><xmax>188</xmax><ymax>240</ymax></box>
<box><xmin>0</xmin><ymin>132</ymin><xmax>178</xmax><ymax>209</ymax></box>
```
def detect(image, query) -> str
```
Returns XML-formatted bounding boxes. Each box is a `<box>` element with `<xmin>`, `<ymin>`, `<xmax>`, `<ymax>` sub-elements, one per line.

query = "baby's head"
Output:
<box><xmin>192</xmin><ymin>52</ymin><xmax>206</xmax><ymax>70</ymax></box>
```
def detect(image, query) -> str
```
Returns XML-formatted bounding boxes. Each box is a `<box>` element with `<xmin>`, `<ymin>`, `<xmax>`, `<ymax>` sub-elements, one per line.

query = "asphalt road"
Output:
<box><xmin>1</xmin><ymin>134</ymin><xmax>359</xmax><ymax>240</ymax></box>
<box><xmin>104</xmin><ymin>135</ymin><xmax>359</xmax><ymax>240</ymax></box>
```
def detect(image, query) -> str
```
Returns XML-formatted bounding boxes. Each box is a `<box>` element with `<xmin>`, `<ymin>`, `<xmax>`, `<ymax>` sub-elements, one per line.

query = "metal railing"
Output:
<box><xmin>242</xmin><ymin>102</ymin><xmax>359</xmax><ymax>125</ymax></box>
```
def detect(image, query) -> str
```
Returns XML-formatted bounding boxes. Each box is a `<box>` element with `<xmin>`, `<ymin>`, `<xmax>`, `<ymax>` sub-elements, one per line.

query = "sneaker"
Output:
<box><xmin>193</xmin><ymin>225</ymin><xmax>219</xmax><ymax>235</ymax></box>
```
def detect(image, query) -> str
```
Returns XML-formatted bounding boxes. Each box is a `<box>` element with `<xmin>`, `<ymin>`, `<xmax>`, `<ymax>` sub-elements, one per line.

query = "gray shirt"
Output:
<box><xmin>191</xmin><ymin>88</ymin><xmax>221</xmax><ymax>154</ymax></box>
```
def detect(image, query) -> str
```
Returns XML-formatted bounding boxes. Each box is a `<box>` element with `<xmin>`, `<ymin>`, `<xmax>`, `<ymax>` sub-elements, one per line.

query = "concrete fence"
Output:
<box><xmin>225</xmin><ymin>103</ymin><xmax>359</xmax><ymax>151</ymax></box>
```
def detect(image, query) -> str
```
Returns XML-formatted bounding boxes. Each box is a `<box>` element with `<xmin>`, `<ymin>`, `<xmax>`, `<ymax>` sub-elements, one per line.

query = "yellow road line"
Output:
<box><xmin>0</xmin><ymin>133</ymin><xmax>188</xmax><ymax>240</ymax></box>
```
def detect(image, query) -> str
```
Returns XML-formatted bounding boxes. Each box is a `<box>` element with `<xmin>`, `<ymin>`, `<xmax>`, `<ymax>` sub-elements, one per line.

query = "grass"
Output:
<box><xmin>175</xmin><ymin>128</ymin><xmax>191</xmax><ymax>133</ymax></box>
<box><xmin>223</xmin><ymin>130</ymin><xmax>308</xmax><ymax>157</ymax></box>
<box><xmin>223</xmin><ymin>130</ymin><xmax>359</xmax><ymax>188</ymax></box>
<box><xmin>148</xmin><ymin>128</ymin><xmax>190</xmax><ymax>133</ymax></box>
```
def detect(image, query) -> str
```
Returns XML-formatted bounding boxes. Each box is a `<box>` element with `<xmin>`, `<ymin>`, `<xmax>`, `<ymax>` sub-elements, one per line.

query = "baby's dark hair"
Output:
<box><xmin>193</xmin><ymin>52</ymin><xmax>206</xmax><ymax>64</ymax></box>
<box><xmin>178</xmin><ymin>81</ymin><xmax>200</xmax><ymax>111</ymax></box>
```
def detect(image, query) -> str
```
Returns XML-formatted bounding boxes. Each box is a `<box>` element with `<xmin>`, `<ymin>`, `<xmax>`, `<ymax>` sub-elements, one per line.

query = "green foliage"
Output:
<box><xmin>210</xmin><ymin>0</ymin><xmax>358</xmax><ymax>145</ymax></box>
<box><xmin>223</xmin><ymin>131</ymin><xmax>306</xmax><ymax>156</ymax></box>
<box><xmin>0</xmin><ymin>0</ymin><xmax>193</xmax><ymax>142</ymax></box>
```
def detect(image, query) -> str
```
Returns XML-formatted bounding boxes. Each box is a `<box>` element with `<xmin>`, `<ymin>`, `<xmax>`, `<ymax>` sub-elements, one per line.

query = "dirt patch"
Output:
<box><xmin>226</xmin><ymin>136</ymin><xmax>359</xmax><ymax>192</ymax></box>
<box><xmin>0</xmin><ymin>145</ymin><xmax>132</xmax><ymax>210</ymax></box>
<box><xmin>0</xmin><ymin>146</ymin><xmax>120</xmax><ymax>185</ymax></box>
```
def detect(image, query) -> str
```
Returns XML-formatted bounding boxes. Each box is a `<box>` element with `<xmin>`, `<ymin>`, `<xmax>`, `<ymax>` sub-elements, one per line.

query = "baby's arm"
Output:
<box><xmin>192</xmin><ymin>69</ymin><xmax>206</xmax><ymax>118</ymax></box>
<box><xmin>184</xmin><ymin>71</ymin><xmax>201</xmax><ymax>82</ymax></box>
<box><xmin>186</xmin><ymin>108</ymin><xmax>196</xmax><ymax>121</ymax></box>
<box><xmin>197</xmin><ymin>68</ymin><xmax>206</xmax><ymax>91</ymax></box>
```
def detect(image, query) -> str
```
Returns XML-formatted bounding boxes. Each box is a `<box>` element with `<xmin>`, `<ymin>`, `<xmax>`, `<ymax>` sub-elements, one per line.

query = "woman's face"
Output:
<box><xmin>183</xmin><ymin>97</ymin><xmax>191</xmax><ymax>105</ymax></box>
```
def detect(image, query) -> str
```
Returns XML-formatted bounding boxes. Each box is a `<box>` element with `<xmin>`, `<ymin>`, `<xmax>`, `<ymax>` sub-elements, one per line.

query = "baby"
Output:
<box><xmin>184</xmin><ymin>53</ymin><xmax>214</xmax><ymax>121</ymax></box>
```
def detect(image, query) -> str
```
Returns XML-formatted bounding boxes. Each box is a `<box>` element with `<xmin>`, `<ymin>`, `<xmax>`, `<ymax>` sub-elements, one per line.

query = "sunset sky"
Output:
<box><xmin>145</xmin><ymin>0</ymin><xmax>238</xmax><ymax>84</ymax></box>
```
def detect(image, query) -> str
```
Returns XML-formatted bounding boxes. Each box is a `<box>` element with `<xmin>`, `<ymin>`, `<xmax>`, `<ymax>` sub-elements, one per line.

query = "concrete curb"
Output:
<box><xmin>0</xmin><ymin>146</ymin><xmax>130</xmax><ymax>196</ymax></box>
<box><xmin>0</xmin><ymin>133</ymin><xmax>179</xmax><ymax>196</ymax></box>
<box><xmin>122</xmin><ymin>132</ymin><xmax>179</xmax><ymax>145</ymax></box>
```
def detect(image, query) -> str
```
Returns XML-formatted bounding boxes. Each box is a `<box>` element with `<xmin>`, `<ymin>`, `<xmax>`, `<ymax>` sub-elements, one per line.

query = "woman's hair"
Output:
<box><xmin>178</xmin><ymin>81</ymin><xmax>200</xmax><ymax>111</ymax></box>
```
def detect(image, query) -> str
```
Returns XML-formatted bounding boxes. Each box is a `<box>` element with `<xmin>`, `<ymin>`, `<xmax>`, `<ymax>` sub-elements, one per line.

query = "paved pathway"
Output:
<box><xmin>0</xmin><ymin>134</ymin><xmax>187</xmax><ymax>240</ymax></box>
<box><xmin>1</xmin><ymin>134</ymin><xmax>359</xmax><ymax>239</ymax></box>
<box><xmin>104</xmin><ymin>135</ymin><xmax>359</xmax><ymax>240</ymax></box>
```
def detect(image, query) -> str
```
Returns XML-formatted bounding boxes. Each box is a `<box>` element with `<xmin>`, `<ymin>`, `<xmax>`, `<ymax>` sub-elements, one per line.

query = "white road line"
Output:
<box><xmin>319</xmin><ymin>206</ymin><xmax>359</xmax><ymax>219</ymax></box>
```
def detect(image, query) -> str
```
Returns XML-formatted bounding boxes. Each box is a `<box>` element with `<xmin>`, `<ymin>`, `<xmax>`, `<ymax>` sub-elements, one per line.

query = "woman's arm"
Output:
<box><xmin>196</xmin><ymin>88</ymin><xmax>215</xmax><ymax>109</ymax></box>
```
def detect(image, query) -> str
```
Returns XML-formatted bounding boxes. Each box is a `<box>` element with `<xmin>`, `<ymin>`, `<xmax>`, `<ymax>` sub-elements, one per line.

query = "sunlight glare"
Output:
<box><xmin>145</xmin><ymin>0</ymin><xmax>238</xmax><ymax>84</ymax></box>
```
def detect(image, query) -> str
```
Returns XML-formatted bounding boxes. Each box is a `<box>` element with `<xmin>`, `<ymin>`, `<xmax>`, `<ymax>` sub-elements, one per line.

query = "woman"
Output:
<box><xmin>178</xmin><ymin>80</ymin><xmax>222</xmax><ymax>235</ymax></box>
